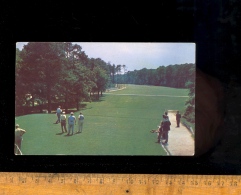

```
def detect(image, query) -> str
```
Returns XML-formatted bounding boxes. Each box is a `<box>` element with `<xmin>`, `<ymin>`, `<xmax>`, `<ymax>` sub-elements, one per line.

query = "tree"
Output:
<box><xmin>19</xmin><ymin>42</ymin><xmax>64</xmax><ymax>113</ymax></box>
<box><xmin>107</xmin><ymin>62</ymin><xmax>114</xmax><ymax>84</ymax></box>
<box><xmin>92</xmin><ymin>67</ymin><xmax>110</xmax><ymax>99</ymax></box>
<box><xmin>111</xmin><ymin>64</ymin><xmax>116</xmax><ymax>83</ymax></box>
<box><xmin>16</xmin><ymin>42</ymin><xmax>112</xmax><ymax>115</ymax></box>
<box><xmin>156</xmin><ymin>66</ymin><xmax>166</xmax><ymax>86</ymax></box>
<box><xmin>116</xmin><ymin>65</ymin><xmax>122</xmax><ymax>87</ymax></box>
<box><xmin>183</xmin><ymin>65</ymin><xmax>195</xmax><ymax>123</ymax></box>
<box><xmin>56</xmin><ymin>42</ymin><xmax>93</xmax><ymax>111</ymax></box>
<box><xmin>16</xmin><ymin>48</ymin><xmax>27</xmax><ymax>115</ymax></box>
<box><xmin>60</xmin><ymin>65</ymin><xmax>95</xmax><ymax>110</ymax></box>
<box><xmin>165</xmin><ymin>65</ymin><xmax>174</xmax><ymax>87</ymax></box>
<box><xmin>16</xmin><ymin>48</ymin><xmax>22</xmax><ymax>71</ymax></box>
<box><xmin>83</xmin><ymin>57</ymin><xmax>110</xmax><ymax>100</ymax></box>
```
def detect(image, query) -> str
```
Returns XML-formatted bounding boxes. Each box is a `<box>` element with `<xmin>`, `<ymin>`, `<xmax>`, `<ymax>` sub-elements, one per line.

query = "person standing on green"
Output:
<box><xmin>60</xmin><ymin>111</ymin><xmax>67</xmax><ymax>133</ymax></box>
<box><xmin>77</xmin><ymin>112</ymin><xmax>84</xmax><ymax>133</ymax></box>
<box><xmin>15</xmin><ymin>124</ymin><xmax>26</xmax><ymax>155</ymax></box>
<box><xmin>67</xmin><ymin>112</ymin><xmax>76</xmax><ymax>136</ymax></box>
<box><xmin>55</xmin><ymin>106</ymin><xmax>62</xmax><ymax>124</ymax></box>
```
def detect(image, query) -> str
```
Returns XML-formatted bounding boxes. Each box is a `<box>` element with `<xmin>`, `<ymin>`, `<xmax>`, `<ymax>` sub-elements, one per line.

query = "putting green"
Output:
<box><xmin>15</xmin><ymin>84</ymin><xmax>189</xmax><ymax>155</ymax></box>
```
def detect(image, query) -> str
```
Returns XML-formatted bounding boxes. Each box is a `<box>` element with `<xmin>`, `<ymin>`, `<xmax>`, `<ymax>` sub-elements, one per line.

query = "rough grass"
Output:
<box><xmin>15</xmin><ymin>84</ymin><xmax>190</xmax><ymax>155</ymax></box>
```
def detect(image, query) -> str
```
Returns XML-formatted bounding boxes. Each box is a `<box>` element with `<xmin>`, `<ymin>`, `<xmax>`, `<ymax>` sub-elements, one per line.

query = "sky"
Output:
<box><xmin>16</xmin><ymin>42</ymin><xmax>195</xmax><ymax>72</ymax></box>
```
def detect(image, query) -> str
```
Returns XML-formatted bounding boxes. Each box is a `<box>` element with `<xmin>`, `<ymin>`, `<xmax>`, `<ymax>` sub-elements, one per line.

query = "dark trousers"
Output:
<box><xmin>177</xmin><ymin>119</ymin><xmax>180</xmax><ymax>127</ymax></box>
<box><xmin>162</xmin><ymin>130</ymin><xmax>169</xmax><ymax>143</ymax></box>
<box><xmin>157</xmin><ymin>131</ymin><xmax>163</xmax><ymax>142</ymax></box>
<box><xmin>61</xmin><ymin>121</ymin><xmax>67</xmax><ymax>132</ymax></box>
<box><xmin>56</xmin><ymin>113</ymin><xmax>61</xmax><ymax>123</ymax></box>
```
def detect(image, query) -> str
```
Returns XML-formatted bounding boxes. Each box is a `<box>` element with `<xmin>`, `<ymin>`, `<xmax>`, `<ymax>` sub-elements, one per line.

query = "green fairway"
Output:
<box><xmin>15</xmin><ymin>84</ymin><xmax>189</xmax><ymax>155</ymax></box>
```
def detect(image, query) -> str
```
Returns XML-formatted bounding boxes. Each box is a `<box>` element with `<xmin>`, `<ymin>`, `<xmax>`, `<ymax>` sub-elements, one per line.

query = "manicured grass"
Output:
<box><xmin>15</xmin><ymin>84</ymin><xmax>189</xmax><ymax>155</ymax></box>
<box><xmin>112</xmin><ymin>84</ymin><xmax>189</xmax><ymax>96</ymax></box>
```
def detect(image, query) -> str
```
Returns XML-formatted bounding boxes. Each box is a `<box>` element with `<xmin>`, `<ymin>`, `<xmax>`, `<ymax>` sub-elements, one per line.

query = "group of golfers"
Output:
<box><xmin>15</xmin><ymin>106</ymin><xmax>181</xmax><ymax>154</ymax></box>
<box><xmin>54</xmin><ymin>106</ymin><xmax>85</xmax><ymax>136</ymax></box>
<box><xmin>155</xmin><ymin>110</ymin><xmax>181</xmax><ymax>145</ymax></box>
<box><xmin>15</xmin><ymin>106</ymin><xmax>85</xmax><ymax>155</ymax></box>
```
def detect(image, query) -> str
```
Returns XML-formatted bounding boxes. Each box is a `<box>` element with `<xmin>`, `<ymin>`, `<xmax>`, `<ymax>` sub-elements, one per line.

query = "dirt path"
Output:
<box><xmin>160</xmin><ymin>110</ymin><xmax>194</xmax><ymax>156</ymax></box>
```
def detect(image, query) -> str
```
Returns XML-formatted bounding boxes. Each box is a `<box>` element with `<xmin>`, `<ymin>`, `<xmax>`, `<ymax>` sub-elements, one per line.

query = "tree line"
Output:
<box><xmin>116</xmin><ymin>63</ymin><xmax>195</xmax><ymax>123</ymax></box>
<box><xmin>116</xmin><ymin>63</ymin><xmax>195</xmax><ymax>88</ymax></box>
<box><xmin>16</xmin><ymin>42</ymin><xmax>195</xmax><ymax>124</ymax></box>
<box><xmin>16</xmin><ymin>42</ymin><xmax>120</xmax><ymax>115</ymax></box>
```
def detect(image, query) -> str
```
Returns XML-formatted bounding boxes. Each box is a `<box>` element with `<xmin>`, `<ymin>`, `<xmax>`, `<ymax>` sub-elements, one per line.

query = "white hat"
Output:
<box><xmin>16</xmin><ymin>124</ymin><xmax>19</xmax><ymax>127</ymax></box>
<box><xmin>70</xmin><ymin>112</ymin><xmax>74</xmax><ymax>115</ymax></box>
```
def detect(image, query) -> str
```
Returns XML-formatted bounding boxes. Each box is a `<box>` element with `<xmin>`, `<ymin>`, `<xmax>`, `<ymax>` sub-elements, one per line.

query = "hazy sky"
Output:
<box><xmin>16</xmin><ymin>42</ymin><xmax>195</xmax><ymax>71</ymax></box>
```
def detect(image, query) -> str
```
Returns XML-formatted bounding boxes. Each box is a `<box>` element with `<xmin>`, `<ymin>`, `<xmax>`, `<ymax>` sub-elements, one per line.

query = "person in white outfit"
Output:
<box><xmin>77</xmin><ymin>112</ymin><xmax>84</xmax><ymax>133</ymax></box>
<box><xmin>15</xmin><ymin>124</ymin><xmax>26</xmax><ymax>155</ymax></box>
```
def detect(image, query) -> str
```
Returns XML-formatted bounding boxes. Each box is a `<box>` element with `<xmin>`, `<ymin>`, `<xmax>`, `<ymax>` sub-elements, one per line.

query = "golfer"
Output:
<box><xmin>60</xmin><ymin>111</ymin><xmax>67</xmax><ymax>133</ymax></box>
<box><xmin>176</xmin><ymin>111</ymin><xmax>181</xmax><ymax>127</ymax></box>
<box><xmin>162</xmin><ymin>115</ymin><xmax>171</xmax><ymax>145</ymax></box>
<box><xmin>55</xmin><ymin>106</ymin><xmax>62</xmax><ymax>124</ymax></box>
<box><xmin>164</xmin><ymin>111</ymin><xmax>169</xmax><ymax>120</ymax></box>
<box><xmin>156</xmin><ymin>114</ymin><xmax>169</xmax><ymax>143</ymax></box>
<box><xmin>15</xmin><ymin>124</ymin><xmax>26</xmax><ymax>155</ymax></box>
<box><xmin>67</xmin><ymin>112</ymin><xmax>76</xmax><ymax>136</ymax></box>
<box><xmin>156</xmin><ymin>122</ymin><xmax>164</xmax><ymax>143</ymax></box>
<box><xmin>77</xmin><ymin>112</ymin><xmax>84</xmax><ymax>133</ymax></box>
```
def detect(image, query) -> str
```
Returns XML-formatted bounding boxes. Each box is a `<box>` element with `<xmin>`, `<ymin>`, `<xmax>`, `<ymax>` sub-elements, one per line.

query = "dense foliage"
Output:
<box><xmin>16</xmin><ymin>42</ymin><xmax>195</xmax><ymax>124</ymax></box>
<box><xmin>116</xmin><ymin>63</ymin><xmax>195</xmax><ymax>88</ymax></box>
<box><xmin>16</xmin><ymin>42</ymin><xmax>112</xmax><ymax>115</ymax></box>
<box><xmin>116</xmin><ymin>63</ymin><xmax>196</xmax><ymax>124</ymax></box>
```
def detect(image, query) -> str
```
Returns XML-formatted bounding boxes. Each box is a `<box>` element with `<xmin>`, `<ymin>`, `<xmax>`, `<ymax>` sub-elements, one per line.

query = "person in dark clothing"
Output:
<box><xmin>156</xmin><ymin>121</ymin><xmax>164</xmax><ymax>143</ymax></box>
<box><xmin>162</xmin><ymin>115</ymin><xmax>171</xmax><ymax>144</ymax></box>
<box><xmin>156</xmin><ymin>114</ymin><xmax>170</xmax><ymax>143</ymax></box>
<box><xmin>164</xmin><ymin>111</ymin><xmax>169</xmax><ymax>120</ymax></box>
<box><xmin>176</xmin><ymin>111</ymin><xmax>181</xmax><ymax>127</ymax></box>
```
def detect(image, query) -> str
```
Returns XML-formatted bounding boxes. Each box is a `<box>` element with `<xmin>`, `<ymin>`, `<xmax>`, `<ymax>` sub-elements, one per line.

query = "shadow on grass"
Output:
<box><xmin>80</xmin><ymin>106</ymin><xmax>94</xmax><ymax>111</ymax></box>
<box><xmin>56</xmin><ymin>132</ymin><xmax>65</xmax><ymax>135</ymax></box>
<box><xmin>91</xmin><ymin>99</ymin><xmax>105</xmax><ymax>102</ymax></box>
<box><xmin>64</xmin><ymin>134</ymin><xmax>73</xmax><ymax>137</ymax></box>
<box><xmin>16</xmin><ymin>98</ymin><xmax>105</xmax><ymax>117</ymax></box>
<box><xmin>90</xmin><ymin>95</ymin><xmax>106</xmax><ymax>102</ymax></box>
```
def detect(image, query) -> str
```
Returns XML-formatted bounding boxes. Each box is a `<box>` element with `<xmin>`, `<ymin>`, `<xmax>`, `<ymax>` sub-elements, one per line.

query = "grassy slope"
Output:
<box><xmin>16</xmin><ymin>84</ymin><xmax>189</xmax><ymax>155</ymax></box>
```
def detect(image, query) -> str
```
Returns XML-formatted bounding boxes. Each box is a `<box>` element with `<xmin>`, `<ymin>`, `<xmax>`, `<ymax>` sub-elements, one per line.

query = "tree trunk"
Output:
<box><xmin>38</xmin><ymin>100</ymin><xmax>43</xmax><ymax>113</ymax></box>
<box><xmin>65</xmin><ymin>94</ymin><xmax>68</xmax><ymax>113</ymax></box>
<box><xmin>76</xmin><ymin>97</ymin><xmax>79</xmax><ymax>111</ymax></box>
<box><xmin>32</xmin><ymin>98</ymin><xmax>34</xmax><ymax>108</ymax></box>
<box><xmin>47</xmin><ymin>99</ymin><xmax>51</xmax><ymax>113</ymax></box>
<box><xmin>47</xmin><ymin>85</ymin><xmax>52</xmax><ymax>113</ymax></box>
<box><xmin>112</xmin><ymin>73</ymin><xmax>115</xmax><ymax>83</ymax></box>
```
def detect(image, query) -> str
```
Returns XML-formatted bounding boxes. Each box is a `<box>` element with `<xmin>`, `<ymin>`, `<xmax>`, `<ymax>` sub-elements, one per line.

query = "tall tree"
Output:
<box><xmin>111</xmin><ymin>64</ymin><xmax>116</xmax><ymax>83</ymax></box>
<box><xmin>19</xmin><ymin>42</ymin><xmax>64</xmax><ymax>113</ymax></box>
<box><xmin>55</xmin><ymin>42</ymin><xmax>93</xmax><ymax>111</ymax></box>
<box><xmin>92</xmin><ymin>67</ymin><xmax>109</xmax><ymax>99</ymax></box>
<box><xmin>183</xmin><ymin>65</ymin><xmax>195</xmax><ymax>123</ymax></box>
<box><xmin>16</xmin><ymin>48</ymin><xmax>27</xmax><ymax>114</ymax></box>
<box><xmin>116</xmin><ymin>65</ymin><xmax>122</xmax><ymax>87</ymax></box>
<box><xmin>156</xmin><ymin>66</ymin><xmax>166</xmax><ymax>86</ymax></box>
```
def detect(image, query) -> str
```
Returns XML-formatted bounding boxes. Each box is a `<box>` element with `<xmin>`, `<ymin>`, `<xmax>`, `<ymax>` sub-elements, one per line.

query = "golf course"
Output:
<box><xmin>15</xmin><ymin>84</ymin><xmax>189</xmax><ymax>155</ymax></box>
